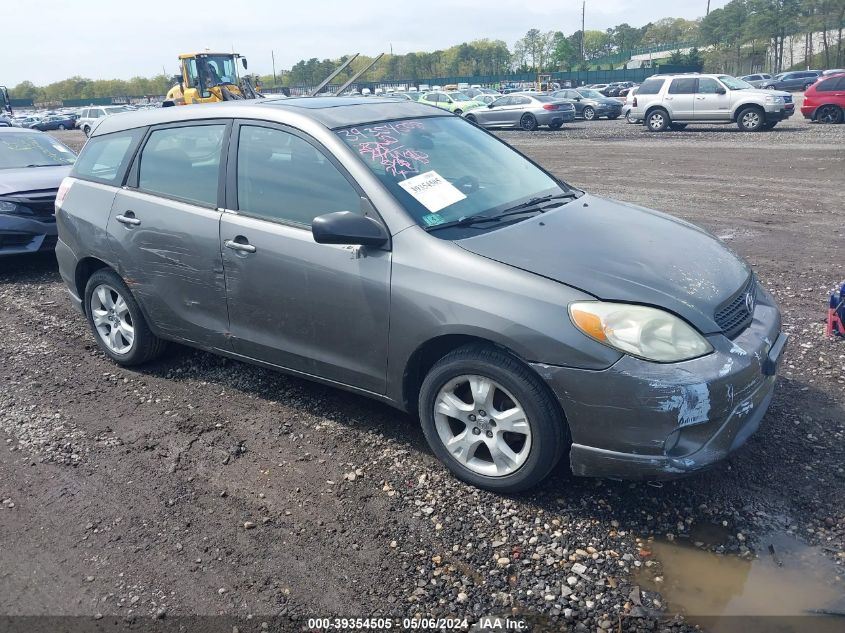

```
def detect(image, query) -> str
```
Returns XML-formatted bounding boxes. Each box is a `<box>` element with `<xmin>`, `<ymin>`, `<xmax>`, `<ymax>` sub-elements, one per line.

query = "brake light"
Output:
<box><xmin>543</xmin><ymin>104</ymin><xmax>559</xmax><ymax>110</ymax></box>
<box><xmin>55</xmin><ymin>177</ymin><xmax>73</xmax><ymax>211</ymax></box>
<box><xmin>632</xmin><ymin>97</ymin><xmax>638</xmax><ymax>107</ymax></box>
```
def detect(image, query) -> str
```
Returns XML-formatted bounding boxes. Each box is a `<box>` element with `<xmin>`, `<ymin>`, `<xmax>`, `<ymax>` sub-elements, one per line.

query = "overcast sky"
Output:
<box><xmin>3</xmin><ymin>0</ymin><xmax>723</xmax><ymax>85</ymax></box>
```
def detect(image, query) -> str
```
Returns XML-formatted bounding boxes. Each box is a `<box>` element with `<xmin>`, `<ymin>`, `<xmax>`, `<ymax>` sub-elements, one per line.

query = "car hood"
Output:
<box><xmin>0</xmin><ymin>165</ymin><xmax>72</xmax><ymax>195</ymax></box>
<box><xmin>456</xmin><ymin>194</ymin><xmax>750</xmax><ymax>334</ymax></box>
<box><xmin>739</xmin><ymin>87</ymin><xmax>790</xmax><ymax>97</ymax></box>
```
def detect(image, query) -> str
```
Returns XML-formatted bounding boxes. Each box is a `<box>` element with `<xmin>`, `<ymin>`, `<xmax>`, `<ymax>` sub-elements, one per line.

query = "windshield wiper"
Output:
<box><xmin>424</xmin><ymin>192</ymin><xmax>580</xmax><ymax>233</ymax></box>
<box><xmin>25</xmin><ymin>163</ymin><xmax>66</xmax><ymax>167</ymax></box>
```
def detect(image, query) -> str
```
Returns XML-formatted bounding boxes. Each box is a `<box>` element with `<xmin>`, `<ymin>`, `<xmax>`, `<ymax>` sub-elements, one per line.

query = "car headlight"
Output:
<box><xmin>765</xmin><ymin>95</ymin><xmax>784</xmax><ymax>104</ymax></box>
<box><xmin>569</xmin><ymin>301</ymin><xmax>713</xmax><ymax>362</ymax></box>
<box><xmin>0</xmin><ymin>201</ymin><xmax>28</xmax><ymax>215</ymax></box>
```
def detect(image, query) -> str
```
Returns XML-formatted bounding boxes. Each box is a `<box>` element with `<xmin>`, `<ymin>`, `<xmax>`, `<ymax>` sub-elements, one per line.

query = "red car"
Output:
<box><xmin>801</xmin><ymin>72</ymin><xmax>845</xmax><ymax>123</ymax></box>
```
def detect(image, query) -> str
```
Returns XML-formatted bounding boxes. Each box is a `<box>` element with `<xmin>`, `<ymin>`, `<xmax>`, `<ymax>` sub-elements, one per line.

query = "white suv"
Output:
<box><xmin>76</xmin><ymin>106</ymin><xmax>131</xmax><ymax>137</ymax></box>
<box><xmin>631</xmin><ymin>74</ymin><xmax>795</xmax><ymax>132</ymax></box>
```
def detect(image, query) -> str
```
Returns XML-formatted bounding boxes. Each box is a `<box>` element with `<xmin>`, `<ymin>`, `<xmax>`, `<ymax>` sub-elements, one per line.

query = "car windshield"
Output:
<box><xmin>577</xmin><ymin>89</ymin><xmax>604</xmax><ymax>99</ymax></box>
<box><xmin>104</xmin><ymin>106</ymin><xmax>130</xmax><ymax>114</ymax></box>
<box><xmin>718</xmin><ymin>75</ymin><xmax>753</xmax><ymax>90</ymax></box>
<box><xmin>336</xmin><ymin>117</ymin><xmax>570</xmax><ymax>234</ymax></box>
<box><xmin>448</xmin><ymin>92</ymin><xmax>471</xmax><ymax>102</ymax></box>
<box><xmin>0</xmin><ymin>132</ymin><xmax>76</xmax><ymax>169</ymax></box>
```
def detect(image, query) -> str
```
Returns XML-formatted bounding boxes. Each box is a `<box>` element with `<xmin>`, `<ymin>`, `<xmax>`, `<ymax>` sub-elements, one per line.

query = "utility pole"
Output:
<box><xmin>581</xmin><ymin>1</ymin><xmax>586</xmax><ymax>61</ymax></box>
<box><xmin>272</xmin><ymin>50</ymin><xmax>277</xmax><ymax>87</ymax></box>
<box><xmin>706</xmin><ymin>0</ymin><xmax>710</xmax><ymax>16</ymax></box>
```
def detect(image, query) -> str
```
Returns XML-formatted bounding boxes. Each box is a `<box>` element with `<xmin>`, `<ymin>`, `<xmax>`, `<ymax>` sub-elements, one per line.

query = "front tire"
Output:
<box><xmin>464</xmin><ymin>113</ymin><xmax>477</xmax><ymax>124</ymax></box>
<box><xmin>582</xmin><ymin>106</ymin><xmax>596</xmax><ymax>120</ymax></box>
<box><xmin>418</xmin><ymin>345</ymin><xmax>567</xmax><ymax>493</ymax></box>
<box><xmin>84</xmin><ymin>269</ymin><xmax>167</xmax><ymax>366</ymax></box>
<box><xmin>453</xmin><ymin>109</ymin><xmax>463</xmax><ymax>116</ymax></box>
<box><xmin>646</xmin><ymin>109</ymin><xmax>670</xmax><ymax>132</ymax></box>
<box><xmin>520</xmin><ymin>113</ymin><xmax>538</xmax><ymax>131</ymax></box>
<box><xmin>82</xmin><ymin>125</ymin><xmax>91</xmax><ymax>137</ymax></box>
<box><xmin>737</xmin><ymin>106</ymin><xmax>765</xmax><ymax>131</ymax></box>
<box><xmin>816</xmin><ymin>105</ymin><xmax>843</xmax><ymax>124</ymax></box>
<box><xmin>58</xmin><ymin>124</ymin><xmax>66</xmax><ymax>130</ymax></box>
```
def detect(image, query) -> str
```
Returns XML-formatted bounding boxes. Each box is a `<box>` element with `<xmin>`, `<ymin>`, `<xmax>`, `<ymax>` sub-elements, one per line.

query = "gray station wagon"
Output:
<box><xmin>55</xmin><ymin>97</ymin><xmax>787</xmax><ymax>492</ymax></box>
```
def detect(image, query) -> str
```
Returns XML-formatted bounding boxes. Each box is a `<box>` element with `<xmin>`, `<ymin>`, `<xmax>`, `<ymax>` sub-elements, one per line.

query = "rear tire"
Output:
<box><xmin>84</xmin><ymin>269</ymin><xmax>167</xmax><ymax>366</ymax></box>
<box><xmin>645</xmin><ymin>108</ymin><xmax>670</xmax><ymax>132</ymax></box>
<box><xmin>465</xmin><ymin>113</ymin><xmax>477</xmax><ymax>124</ymax></box>
<box><xmin>762</xmin><ymin>121</ymin><xmax>779</xmax><ymax>129</ymax></box>
<box><xmin>669</xmin><ymin>122</ymin><xmax>688</xmax><ymax>130</ymax></box>
<box><xmin>607</xmin><ymin>114</ymin><xmax>620</xmax><ymax>120</ymax></box>
<box><xmin>418</xmin><ymin>344</ymin><xmax>567</xmax><ymax>493</ymax></box>
<box><xmin>816</xmin><ymin>105</ymin><xmax>843</xmax><ymax>124</ymax></box>
<box><xmin>625</xmin><ymin>111</ymin><xmax>639</xmax><ymax>124</ymax></box>
<box><xmin>548</xmin><ymin>121</ymin><xmax>562</xmax><ymax>130</ymax></box>
<box><xmin>736</xmin><ymin>106</ymin><xmax>765</xmax><ymax>131</ymax></box>
<box><xmin>520</xmin><ymin>113</ymin><xmax>538</xmax><ymax>131</ymax></box>
<box><xmin>453</xmin><ymin>109</ymin><xmax>463</xmax><ymax>116</ymax></box>
<box><xmin>82</xmin><ymin>125</ymin><xmax>91</xmax><ymax>137</ymax></box>
<box><xmin>58</xmin><ymin>124</ymin><xmax>66</xmax><ymax>130</ymax></box>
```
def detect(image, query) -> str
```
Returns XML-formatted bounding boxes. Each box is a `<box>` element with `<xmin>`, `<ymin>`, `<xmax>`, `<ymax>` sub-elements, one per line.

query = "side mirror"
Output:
<box><xmin>487</xmin><ymin>103</ymin><xmax>494</xmax><ymax>108</ymax></box>
<box><xmin>716</xmin><ymin>87</ymin><xmax>726</xmax><ymax>95</ymax></box>
<box><xmin>312</xmin><ymin>211</ymin><xmax>388</xmax><ymax>247</ymax></box>
<box><xmin>241</xmin><ymin>58</ymin><xmax>248</xmax><ymax>70</ymax></box>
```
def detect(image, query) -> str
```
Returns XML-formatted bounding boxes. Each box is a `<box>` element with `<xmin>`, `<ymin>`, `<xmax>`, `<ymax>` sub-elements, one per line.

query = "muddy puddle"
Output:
<box><xmin>635</xmin><ymin>526</ymin><xmax>845</xmax><ymax>633</ymax></box>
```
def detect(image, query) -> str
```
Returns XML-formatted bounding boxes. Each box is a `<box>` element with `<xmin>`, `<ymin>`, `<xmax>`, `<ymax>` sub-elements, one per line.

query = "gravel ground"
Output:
<box><xmin>0</xmin><ymin>114</ymin><xmax>843</xmax><ymax>632</ymax></box>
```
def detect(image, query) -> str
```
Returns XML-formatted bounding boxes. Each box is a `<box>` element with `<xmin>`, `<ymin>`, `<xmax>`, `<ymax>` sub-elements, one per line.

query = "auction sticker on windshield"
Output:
<box><xmin>397</xmin><ymin>170</ymin><xmax>466</xmax><ymax>213</ymax></box>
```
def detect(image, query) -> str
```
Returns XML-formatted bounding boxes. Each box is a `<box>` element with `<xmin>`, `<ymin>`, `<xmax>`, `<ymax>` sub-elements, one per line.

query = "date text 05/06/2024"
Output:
<box><xmin>306</xmin><ymin>617</ymin><xmax>529</xmax><ymax>630</ymax></box>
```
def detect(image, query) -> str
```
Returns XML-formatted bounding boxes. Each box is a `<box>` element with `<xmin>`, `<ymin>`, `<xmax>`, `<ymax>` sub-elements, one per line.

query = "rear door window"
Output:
<box><xmin>137</xmin><ymin>124</ymin><xmax>226</xmax><ymax>207</ymax></box>
<box><xmin>669</xmin><ymin>78</ymin><xmax>696</xmax><ymax>94</ymax></box>
<box><xmin>816</xmin><ymin>78</ymin><xmax>839</xmax><ymax>92</ymax></box>
<box><xmin>72</xmin><ymin>128</ymin><xmax>144</xmax><ymax>185</ymax></box>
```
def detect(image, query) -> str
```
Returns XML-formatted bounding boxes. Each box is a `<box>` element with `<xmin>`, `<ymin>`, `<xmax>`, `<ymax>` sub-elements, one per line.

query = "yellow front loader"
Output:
<box><xmin>164</xmin><ymin>52</ymin><xmax>261</xmax><ymax>106</ymax></box>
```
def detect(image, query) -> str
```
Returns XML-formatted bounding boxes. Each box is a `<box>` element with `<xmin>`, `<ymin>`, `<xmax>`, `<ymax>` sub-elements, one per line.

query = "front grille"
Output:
<box><xmin>6</xmin><ymin>189</ymin><xmax>59</xmax><ymax>218</ymax></box>
<box><xmin>715</xmin><ymin>276</ymin><xmax>756</xmax><ymax>339</ymax></box>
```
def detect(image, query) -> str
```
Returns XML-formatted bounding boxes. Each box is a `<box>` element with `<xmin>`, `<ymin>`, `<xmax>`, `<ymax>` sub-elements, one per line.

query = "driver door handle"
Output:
<box><xmin>224</xmin><ymin>238</ymin><xmax>256</xmax><ymax>253</ymax></box>
<box><xmin>115</xmin><ymin>213</ymin><xmax>141</xmax><ymax>226</ymax></box>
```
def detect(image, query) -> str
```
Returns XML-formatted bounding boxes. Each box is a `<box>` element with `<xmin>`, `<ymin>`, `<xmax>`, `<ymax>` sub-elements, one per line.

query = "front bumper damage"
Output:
<box><xmin>533</xmin><ymin>286</ymin><xmax>786</xmax><ymax>480</ymax></box>
<box><xmin>0</xmin><ymin>214</ymin><xmax>58</xmax><ymax>255</ymax></box>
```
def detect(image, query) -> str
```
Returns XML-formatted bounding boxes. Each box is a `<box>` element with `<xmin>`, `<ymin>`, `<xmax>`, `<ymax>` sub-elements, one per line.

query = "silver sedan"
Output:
<box><xmin>464</xmin><ymin>94</ymin><xmax>576</xmax><ymax>130</ymax></box>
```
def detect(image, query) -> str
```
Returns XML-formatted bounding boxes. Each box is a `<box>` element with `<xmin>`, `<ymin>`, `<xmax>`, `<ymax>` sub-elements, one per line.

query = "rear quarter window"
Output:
<box><xmin>816</xmin><ymin>78</ymin><xmax>839</xmax><ymax>92</ymax></box>
<box><xmin>71</xmin><ymin>128</ymin><xmax>144</xmax><ymax>185</ymax></box>
<box><xmin>637</xmin><ymin>78</ymin><xmax>665</xmax><ymax>95</ymax></box>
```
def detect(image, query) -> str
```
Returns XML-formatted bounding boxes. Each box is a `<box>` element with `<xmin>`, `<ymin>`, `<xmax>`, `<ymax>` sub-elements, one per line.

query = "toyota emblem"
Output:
<box><xmin>745</xmin><ymin>292</ymin><xmax>755</xmax><ymax>314</ymax></box>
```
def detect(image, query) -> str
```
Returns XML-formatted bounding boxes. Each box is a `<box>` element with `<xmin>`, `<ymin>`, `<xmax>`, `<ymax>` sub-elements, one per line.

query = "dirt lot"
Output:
<box><xmin>1</xmin><ymin>116</ymin><xmax>844</xmax><ymax>632</ymax></box>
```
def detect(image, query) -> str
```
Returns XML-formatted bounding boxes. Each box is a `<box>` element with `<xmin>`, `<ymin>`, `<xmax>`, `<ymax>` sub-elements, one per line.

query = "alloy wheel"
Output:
<box><xmin>433</xmin><ymin>374</ymin><xmax>532</xmax><ymax>477</ymax></box>
<box><xmin>583</xmin><ymin>106</ymin><xmax>595</xmax><ymax>120</ymax></box>
<box><xmin>817</xmin><ymin>105</ymin><xmax>843</xmax><ymax>124</ymax></box>
<box><xmin>90</xmin><ymin>284</ymin><xmax>135</xmax><ymax>354</ymax></box>
<box><xmin>741</xmin><ymin>110</ymin><xmax>762</xmax><ymax>130</ymax></box>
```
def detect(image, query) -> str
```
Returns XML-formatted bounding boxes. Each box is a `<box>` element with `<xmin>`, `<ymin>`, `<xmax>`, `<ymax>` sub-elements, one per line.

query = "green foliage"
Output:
<box><xmin>10</xmin><ymin>75</ymin><xmax>173</xmax><ymax>102</ymax></box>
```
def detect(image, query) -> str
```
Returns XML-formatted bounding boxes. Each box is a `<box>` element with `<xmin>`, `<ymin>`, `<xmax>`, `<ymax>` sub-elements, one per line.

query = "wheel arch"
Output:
<box><xmin>74</xmin><ymin>257</ymin><xmax>112</xmax><ymax>313</ymax></box>
<box><xmin>400</xmin><ymin>333</ymin><xmax>566</xmax><ymax>424</ymax></box>
<box><xmin>814</xmin><ymin>103</ymin><xmax>844</xmax><ymax>120</ymax></box>
<box><xmin>731</xmin><ymin>101</ymin><xmax>764</xmax><ymax>122</ymax></box>
<box><xmin>644</xmin><ymin>104</ymin><xmax>669</xmax><ymax>119</ymax></box>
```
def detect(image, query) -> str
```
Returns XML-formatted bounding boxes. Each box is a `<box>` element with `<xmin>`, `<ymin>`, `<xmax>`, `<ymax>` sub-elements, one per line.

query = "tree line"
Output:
<box><xmin>8</xmin><ymin>0</ymin><xmax>844</xmax><ymax>101</ymax></box>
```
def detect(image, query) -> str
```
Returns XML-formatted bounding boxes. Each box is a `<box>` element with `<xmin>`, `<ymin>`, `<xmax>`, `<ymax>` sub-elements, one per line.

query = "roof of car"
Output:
<box><xmin>92</xmin><ymin>96</ymin><xmax>447</xmax><ymax>137</ymax></box>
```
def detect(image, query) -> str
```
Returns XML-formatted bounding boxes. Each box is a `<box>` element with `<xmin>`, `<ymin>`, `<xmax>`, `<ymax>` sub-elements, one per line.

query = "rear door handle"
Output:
<box><xmin>115</xmin><ymin>213</ymin><xmax>141</xmax><ymax>226</ymax></box>
<box><xmin>224</xmin><ymin>238</ymin><xmax>256</xmax><ymax>253</ymax></box>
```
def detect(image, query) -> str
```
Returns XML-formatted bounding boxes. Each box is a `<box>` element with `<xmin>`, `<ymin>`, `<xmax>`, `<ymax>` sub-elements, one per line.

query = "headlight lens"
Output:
<box><xmin>765</xmin><ymin>95</ymin><xmax>784</xmax><ymax>104</ymax></box>
<box><xmin>0</xmin><ymin>201</ymin><xmax>25</xmax><ymax>215</ymax></box>
<box><xmin>569</xmin><ymin>302</ymin><xmax>713</xmax><ymax>362</ymax></box>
